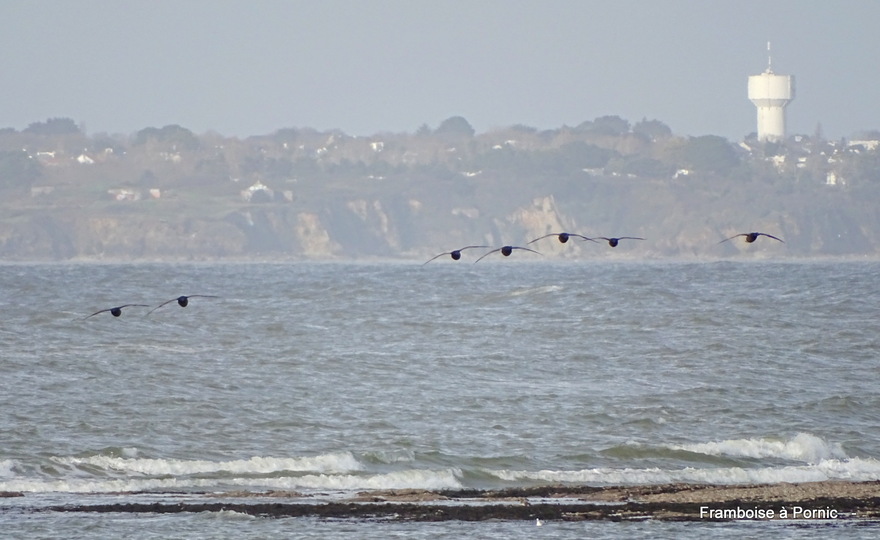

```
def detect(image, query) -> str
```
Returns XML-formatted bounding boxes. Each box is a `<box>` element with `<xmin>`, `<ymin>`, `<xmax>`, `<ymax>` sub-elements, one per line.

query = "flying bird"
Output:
<box><xmin>527</xmin><ymin>232</ymin><xmax>597</xmax><ymax>244</ymax></box>
<box><xmin>719</xmin><ymin>232</ymin><xmax>785</xmax><ymax>244</ymax></box>
<box><xmin>422</xmin><ymin>245</ymin><xmax>489</xmax><ymax>265</ymax></box>
<box><xmin>596</xmin><ymin>237</ymin><xmax>645</xmax><ymax>247</ymax></box>
<box><xmin>84</xmin><ymin>304</ymin><xmax>149</xmax><ymax>319</ymax></box>
<box><xmin>474</xmin><ymin>245</ymin><xmax>541</xmax><ymax>263</ymax></box>
<box><xmin>147</xmin><ymin>295</ymin><xmax>219</xmax><ymax>315</ymax></box>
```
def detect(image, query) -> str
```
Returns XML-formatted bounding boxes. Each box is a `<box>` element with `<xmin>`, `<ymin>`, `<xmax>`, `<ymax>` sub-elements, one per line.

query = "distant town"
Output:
<box><xmin>1</xmin><ymin>116</ymin><xmax>879</xmax><ymax>260</ymax></box>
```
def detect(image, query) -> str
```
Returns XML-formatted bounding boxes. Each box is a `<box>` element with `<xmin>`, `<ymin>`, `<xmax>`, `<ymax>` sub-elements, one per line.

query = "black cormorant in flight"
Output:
<box><xmin>719</xmin><ymin>232</ymin><xmax>784</xmax><ymax>244</ymax></box>
<box><xmin>422</xmin><ymin>245</ymin><xmax>489</xmax><ymax>265</ymax></box>
<box><xmin>527</xmin><ymin>233</ymin><xmax>597</xmax><ymax>245</ymax></box>
<box><xmin>147</xmin><ymin>295</ymin><xmax>219</xmax><ymax>315</ymax></box>
<box><xmin>474</xmin><ymin>245</ymin><xmax>541</xmax><ymax>263</ymax></box>
<box><xmin>84</xmin><ymin>304</ymin><xmax>149</xmax><ymax>319</ymax></box>
<box><xmin>597</xmin><ymin>237</ymin><xmax>645</xmax><ymax>247</ymax></box>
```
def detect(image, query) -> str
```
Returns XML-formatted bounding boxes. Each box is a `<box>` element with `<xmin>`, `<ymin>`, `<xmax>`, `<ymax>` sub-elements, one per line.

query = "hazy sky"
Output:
<box><xmin>3</xmin><ymin>1</ymin><xmax>879</xmax><ymax>141</ymax></box>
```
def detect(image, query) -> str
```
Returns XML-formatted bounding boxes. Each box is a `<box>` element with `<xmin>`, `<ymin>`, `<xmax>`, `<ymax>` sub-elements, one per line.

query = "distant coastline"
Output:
<box><xmin>3</xmin><ymin>118</ymin><xmax>880</xmax><ymax>260</ymax></box>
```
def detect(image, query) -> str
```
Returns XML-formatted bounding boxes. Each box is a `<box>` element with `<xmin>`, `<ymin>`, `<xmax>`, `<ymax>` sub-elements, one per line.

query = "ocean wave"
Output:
<box><xmin>0</xmin><ymin>476</ymin><xmax>214</xmax><ymax>494</ymax></box>
<box><xmin>204</xmin><ymin>509</ymin><xmax>258</xmax><ymax>521</ymax></box>
<box><xmin>599</xmin><ymin>443</ymin><xmax>737</xmax><ymax>465</ymax></box>
<box><xmin>50</xmin><ymin>451</ymin><xmax>363</xmax><ymax>477</ymax></box>
<box><xmin>0</xmin><ymin>459</ymin><xmax>14</xmax><ymax>479</ymax></box>
<box><xmin>0</xmin><ymin>467</ymin><xmax>463</xmax><ymax>494</ymax></box>
<box><xmin>360</xmin><ymin>449</ymin><xmax>418</xmax><ymax>465</ymax></box>
<box><xmin>4</xmin><ymin>456</ymin><xmax>880</xmax><ymax>495</ymax></box>
<box><xmin>2</xmin><ymin>450</ymin><xmax>464</xmax><ymax>495</ymax></box>
<box><xmin>490</xmin><ymin>456</ymin><xmax>880</xmax><ymax>486</ymax></box>
<box><xmin>670</xmin><ymin>433</ymin><xmax>848</xmax><ymax>464</ymax></box>
<box><xmin>509</xmin><ymin>285</ymin><xmax>563</xmax><ymax>297</ymax></box>
<box><xmin>488</xmin><ymin>434</ymin><xmax>878</xmax><ymax>487</ymax></box>
<box><xmin>598</xmin><ymin>434</ymin><xmax>848</xmax><ymax>466</ymax></box>
<box><xmin>0</xmin><ymin>434</ymin><xmax>872</xmax><ymax>496</ymax></box>
<box><xmin>231</xmin><ymin>468</ymin><xmax>464</xmax><ymax>491</ymax></box>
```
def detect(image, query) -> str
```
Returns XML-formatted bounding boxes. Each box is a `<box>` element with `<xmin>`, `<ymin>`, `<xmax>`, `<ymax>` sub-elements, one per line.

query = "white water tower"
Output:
<box><xmin>748</xmin><ymin>42</ymin><xmax>795</xmax><ymax>142</ymax></box>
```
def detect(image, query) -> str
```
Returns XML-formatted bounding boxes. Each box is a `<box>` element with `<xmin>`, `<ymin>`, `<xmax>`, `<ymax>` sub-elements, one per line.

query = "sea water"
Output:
<box><xmin>1</xmin><ymin>260</ymin><xmax>879</xmax><ymax>538</ymax></box>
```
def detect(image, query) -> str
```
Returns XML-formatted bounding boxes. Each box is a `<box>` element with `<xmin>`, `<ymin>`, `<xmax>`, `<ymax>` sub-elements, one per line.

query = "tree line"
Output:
<box><xmin>2</xmin><ymin>115</ymin><xmax>879</xmax><ymax>197</ymax></box>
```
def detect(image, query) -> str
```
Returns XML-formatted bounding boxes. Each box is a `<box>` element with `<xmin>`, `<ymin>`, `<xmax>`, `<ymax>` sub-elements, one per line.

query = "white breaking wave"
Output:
<box><xmin>0</xmin><ymin>459</ymin><xmax>14</xmax><ymax>479</ymax></box>
<box><xmin>4</xmin><ymin>455</ymin><xmax>880</xmax><ymax>494</ymax></box>
<box><xmin>208</xmin><ymin>509</ymin><xmax>258</xmax><ymax>521</ymax></box>
<box><xmin>225</xmin><ymin>468</ymin><xmax>463</xmax><ymax>491</ymax></box>
<box><xmin>0</xmin><ymin>467</ymin><xmax>463</xmax><ymax>494</ymax></box>
<box><xmin>509</xmin><ymin>285</ymin><xmax>563</xmax><ymax>297</ymax></box>
<box><xmin>2</xmin><ymin>450</ymin><xmax>460</xmax><ymax>494</ymax></box>
<box><xmin>671</xmin><ymin>433</ymin><xmax>848</xmax><ymax>464</ymax></box>
<box><xmin>491</xmin><ymin>434</ymin><xmax>880</xmax><ymax>487</ymax></box>
<box><xmin>491</xmin><ymin>456</ymin><xmax>880</xmax><ymax>486</ymax></box>
<box><xmin>50</xmin><ymin>451</ymin><xmax>363</xmax><ymax>477</ymax></box>
<box><xmin>491</xmin><ymin>434</ymin><xmax>878</xmax><ymax>487</ymax></box>
<box><xmin>0</xmin><ymin>476</ymin><xmax>217</xmax><ymax>494</ymax></box>
<box><xmin>1</xmin><ymin>434</ymin><xmax>872</xmax><ymax>495</ymax></box>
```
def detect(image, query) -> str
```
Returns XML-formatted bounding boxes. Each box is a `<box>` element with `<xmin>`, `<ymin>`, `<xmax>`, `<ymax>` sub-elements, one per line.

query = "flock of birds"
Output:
<box><xmin>423</xmin><ymin>231</ymin><xmax>784</xmax><ymax>265</ymax></box>
<box><xmin>85</xmin><ymin>231</ymin><xmax>783</xmax><ymax>319</ymax></box>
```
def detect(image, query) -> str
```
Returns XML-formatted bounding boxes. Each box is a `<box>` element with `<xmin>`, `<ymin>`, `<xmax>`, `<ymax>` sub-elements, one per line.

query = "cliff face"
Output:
<box><xmin>1</xmin><ymin>173</ymin><xmax>878</xmax><ymax>261</ymax></box>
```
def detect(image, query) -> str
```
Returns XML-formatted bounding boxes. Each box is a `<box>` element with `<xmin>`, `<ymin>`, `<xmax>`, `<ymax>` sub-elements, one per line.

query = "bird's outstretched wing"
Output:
<box><xmin>423</xmin><ymin>251</ymin><xmax>452</xmax><ymax>265</ymax></box>
<box><xmin>146</xmin><ymin>298</ymin><xmax>180</xmax><ymax>316</ymax></box>
<box><xmin>146</xmin><ymin>295</ymin><xmax>219</xmax><ymax>316</ymax></box>
<box><xmin>718</xmin><ymin>233</ymin><xmax>747</xmax><ymax>244</ymax></box>
<box><xmin>512</xmin><ymin>246</ymin><xmax>542</xmax><ymax>256</ymax></box>
<box><xmin>758</xmin><ymin>233</ymin><xmax>785</xmax><ymax>243</ymax></box>
<box><xmin>527</xmin><ymin>234</ymin><xmax>558</xmax><ymax>244</ymax></box>
<box><xmin>473</xmin><ymin>248</ymin><xmax>503</xmax><ymax>264</ymax></box>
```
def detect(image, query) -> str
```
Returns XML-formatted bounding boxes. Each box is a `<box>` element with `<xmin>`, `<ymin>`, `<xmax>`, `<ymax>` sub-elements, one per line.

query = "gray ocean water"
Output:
<box><xmin>2</xmin><ymin>260</ymin><xmax>879</xmax><ymax>538</ymax></box>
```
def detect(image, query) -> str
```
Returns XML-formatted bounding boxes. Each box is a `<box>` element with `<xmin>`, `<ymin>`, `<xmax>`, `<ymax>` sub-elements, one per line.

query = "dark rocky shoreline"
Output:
<box><xmin>23</xmin><ymin>482</ymin><xmax>880</xmax><ymax>522</ymax></box>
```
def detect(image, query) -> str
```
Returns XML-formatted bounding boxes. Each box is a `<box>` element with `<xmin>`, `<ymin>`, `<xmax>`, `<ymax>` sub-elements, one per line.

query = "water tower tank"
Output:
<box><xmin>747</xmin><ymin>44</ymin><xmax>794</xmax><ymax>142</ymax></box>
